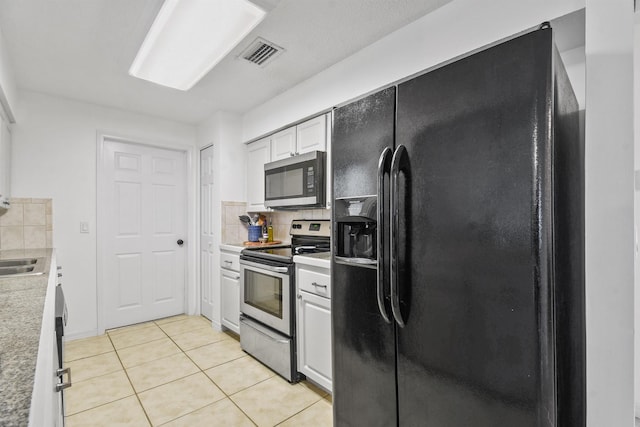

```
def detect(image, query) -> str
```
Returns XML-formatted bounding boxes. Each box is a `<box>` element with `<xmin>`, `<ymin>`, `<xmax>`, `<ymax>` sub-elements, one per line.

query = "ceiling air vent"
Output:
<box><xmin>240</xmin><ymin>37</ymin><xmax>284</xmax><ymax>67</ymax></box>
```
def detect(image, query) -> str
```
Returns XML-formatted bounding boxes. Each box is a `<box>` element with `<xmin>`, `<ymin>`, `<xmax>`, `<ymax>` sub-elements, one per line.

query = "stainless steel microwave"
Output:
<box><xmin>264</xmin><ymin>150</ymin><xmax>326</xmax><ymax>209</ymax></box>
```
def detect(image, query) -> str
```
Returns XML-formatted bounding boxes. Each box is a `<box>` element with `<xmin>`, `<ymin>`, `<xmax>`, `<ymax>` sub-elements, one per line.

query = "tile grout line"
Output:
<box><xmin>174</xmin><ymin>326</ymin><xmax>325</xmax><ymax>427</ymax></box>
<box><xmin>63</xmin><ymin>333</ymin><xmax>145</xmax><ymax>422</ymax></box>
<box><xmin>108</xmin><ymin>326</ymin><xmax>156</xmax><ymax>427</ymax></box>
<box><xmin>170</xmin><ymin>319</ymin><xmax>327</xmax><ymax>427</ymax></box>
<box><xmin>149</xmin><ymin>316</ymin><xmax>255</xmax><ymax>426</ymax></box>
<box><xmin>67</xmin><ymin>315</ymin><xmax>330</xmax><ymax>426</ymax></box>
<box><xmin>64</xmin><ymin>316</ymin><xmax>203</xmax><ymax>425</ymax></box>
<box><xmin>160</xmin><ymin>320</ymin><xmax>261</xmax><ymax>426</ymax></box>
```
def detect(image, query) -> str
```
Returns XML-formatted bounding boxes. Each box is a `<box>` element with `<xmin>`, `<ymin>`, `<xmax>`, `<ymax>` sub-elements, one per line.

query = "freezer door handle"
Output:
<box><xmin>390</xmin><ymin>144</ymin><xmax>407</xmax><ymax>327</ymax></box>
<box><xmin>376</xmin><ymin>147</ymin><xmax>393</xmax><ymax>324</ymax></box>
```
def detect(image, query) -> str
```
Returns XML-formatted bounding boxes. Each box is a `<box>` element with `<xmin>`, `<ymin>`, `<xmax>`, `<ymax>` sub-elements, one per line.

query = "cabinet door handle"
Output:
<box><xmin>56</xmin><ymin>367</ymin><xmax>72</xmax><ymax>392</ymax></box>
<box><xmin>222</xmin><ymin>272</ymin><xmax>240</xmax><ymax>280</ymax></box>
<box><xmin>224</xmin><ymin>260</ymin><xmax>233</xmax><ymax>265</ymax></box>
<box><xmin>312</xmin><ymin>282</ymin><xmax>327</xmax><ymax>289</ymax></box>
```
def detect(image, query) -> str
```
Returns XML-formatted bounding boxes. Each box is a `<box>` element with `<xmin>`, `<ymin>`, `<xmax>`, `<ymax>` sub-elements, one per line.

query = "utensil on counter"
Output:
<box><xmin>239</xmin><ymin>215</ymin><xmax>252</xmax><ymax>225</ymax></box>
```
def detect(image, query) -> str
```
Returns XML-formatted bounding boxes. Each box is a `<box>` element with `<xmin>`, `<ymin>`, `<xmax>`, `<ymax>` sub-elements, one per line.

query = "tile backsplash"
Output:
<box><xmin>221</xmin><ymin>201</ymin><xmax>331</xmax><ymax>244</ymax></box>
<box><xmin>0</xmin><ymin>198</ymin><xmax>53</xmax><ymax>250</ymax></box>
<box><xmin>221</xmin><ymin>201</ymin><xmax>248</xmax><ymax>244</ymax></box>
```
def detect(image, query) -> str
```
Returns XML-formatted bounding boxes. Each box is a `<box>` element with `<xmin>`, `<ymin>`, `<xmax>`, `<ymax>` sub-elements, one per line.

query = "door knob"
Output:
<box><xmin>177</xmin><ymin>239</ymin><xmax>184</xmax><ymax>246</ymax></box>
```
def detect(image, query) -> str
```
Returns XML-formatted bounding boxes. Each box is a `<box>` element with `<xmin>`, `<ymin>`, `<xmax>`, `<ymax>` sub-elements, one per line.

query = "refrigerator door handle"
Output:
<box><xmin>390</xmin><ymin>144</ymin><xmax>407</xmax><ymax>327</ymax></box>
<box><xmin>376</xmin><ymin>147</ymin><xmax>393</xmax><ymax>324</ymax></box>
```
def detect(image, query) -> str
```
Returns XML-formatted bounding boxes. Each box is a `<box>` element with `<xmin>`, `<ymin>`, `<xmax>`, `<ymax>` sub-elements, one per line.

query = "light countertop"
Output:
<box><xmin>293</xmin><ymin>252</ymin><xmax>331</xmax><ymax>270</ymax></box>
<box><xmin>220</xmin><ymin>241</ymin><xmax>291</xmax><ymax>253</ymax></box>
<box><xmin>219</xmin><ymin>243</ymin><xmax>245</xmax><ymax>253</ymax></box>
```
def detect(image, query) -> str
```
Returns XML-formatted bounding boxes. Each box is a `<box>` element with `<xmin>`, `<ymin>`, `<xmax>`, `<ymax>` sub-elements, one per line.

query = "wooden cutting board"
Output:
<box><xmin>242</xmin><ymin>240</ymin><xmax>283</xmax><ymax>247</ymax></box>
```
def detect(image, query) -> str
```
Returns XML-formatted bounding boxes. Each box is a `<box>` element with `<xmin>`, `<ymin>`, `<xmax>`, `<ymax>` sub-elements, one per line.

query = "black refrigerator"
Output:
<box><xmin>331</xmin><ymin>26</ymin><xmax>584</xmax><ymax>427</ymax></box>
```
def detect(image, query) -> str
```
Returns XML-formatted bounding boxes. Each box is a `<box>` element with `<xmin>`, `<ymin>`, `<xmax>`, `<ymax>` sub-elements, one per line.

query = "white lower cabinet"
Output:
<box><xmin>296</xmin><ymin>262</ymin><xmax>332</xmax><ymax>391</ymax></box>
<box><xmin>29</xmin><ymin>254</ymin><xmax>64</xmax><ymax>426</ymax></box>
<box><xmin>220</xmin><ymin>249</ymin><xmax>241</xmax><ymax>334</ymax></box>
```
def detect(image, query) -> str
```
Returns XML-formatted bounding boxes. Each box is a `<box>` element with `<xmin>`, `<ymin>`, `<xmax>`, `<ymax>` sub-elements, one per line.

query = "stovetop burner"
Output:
<box><xmin>241</xmin><ymin>219</ymin><xmax>330</xmax><ymax>264</ymax></box>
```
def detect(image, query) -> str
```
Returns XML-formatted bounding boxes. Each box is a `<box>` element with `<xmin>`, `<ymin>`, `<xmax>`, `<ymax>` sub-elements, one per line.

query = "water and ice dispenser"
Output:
<box><xmin>334</xmin><ymin>196</ymin><xmax>377</xmax><ymax>266</ymax></box>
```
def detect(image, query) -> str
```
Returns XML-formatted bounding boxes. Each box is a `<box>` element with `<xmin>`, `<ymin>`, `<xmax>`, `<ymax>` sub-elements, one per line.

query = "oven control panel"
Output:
<box><xmin>290</xmin><ymin>220</ymin><xmax>330</xmax><ymax>237</ymax></box>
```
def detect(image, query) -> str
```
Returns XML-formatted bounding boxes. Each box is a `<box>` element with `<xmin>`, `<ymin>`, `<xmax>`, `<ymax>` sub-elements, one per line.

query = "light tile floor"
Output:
<box><xmin>64</xmin><ymin>315</ymin><xmax>333</xmax><ymax>427</ymax></box>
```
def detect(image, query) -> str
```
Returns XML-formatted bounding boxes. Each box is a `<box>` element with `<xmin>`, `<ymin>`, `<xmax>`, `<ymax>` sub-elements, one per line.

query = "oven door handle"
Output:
<box><xmin>294</xmin><ymin>246</ymin><xmax>317</xmax><ymax>255</ymax></box>
<box><xmin>240</xmin><ymin>259</ymin><xmax>290</xmax><ymax>274</ymax></box>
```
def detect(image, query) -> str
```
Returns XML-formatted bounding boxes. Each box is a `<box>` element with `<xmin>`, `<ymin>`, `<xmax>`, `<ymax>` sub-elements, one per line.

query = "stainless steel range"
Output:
<box><xmin>239</xmin><ymin>219</ymin><xmax>330</xmax><ymax>382</ymax></box>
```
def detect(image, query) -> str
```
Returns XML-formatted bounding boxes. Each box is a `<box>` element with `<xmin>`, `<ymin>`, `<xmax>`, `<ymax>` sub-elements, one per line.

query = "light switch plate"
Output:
<box><xmin>80</xmin><ymin>221</ymin><xmax>89</xmax><ymax>233</ymax></box>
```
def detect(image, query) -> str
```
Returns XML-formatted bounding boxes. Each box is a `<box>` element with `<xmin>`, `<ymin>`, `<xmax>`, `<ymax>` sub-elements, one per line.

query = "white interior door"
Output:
<box><xmin>200</xmin><ymin>145</ymin><xmax>215</xmax><ymax>320</ymax></box>
<box><xmin>101</xmin><ymin>139</ymin><xmax>187</xmax><ymax>329</ymax></box>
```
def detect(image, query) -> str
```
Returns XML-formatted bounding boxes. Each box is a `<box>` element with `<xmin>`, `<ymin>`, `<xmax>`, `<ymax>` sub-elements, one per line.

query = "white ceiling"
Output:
<box><xmin>0</xmin><ymin>0</ymin><xmax>451</xmax><ymax>124</ymax></box>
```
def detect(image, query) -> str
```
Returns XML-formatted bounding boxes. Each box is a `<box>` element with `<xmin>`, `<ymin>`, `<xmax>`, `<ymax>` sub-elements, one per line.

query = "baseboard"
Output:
<box><xmin>65</xmin><ymin>329</ymin><xmax>99</xmax><ymax>341</ymax></box>
<box><xmin>211</xmin><ymin>319</ymin><xmax>222</xmax><ymax>331</ymax></box>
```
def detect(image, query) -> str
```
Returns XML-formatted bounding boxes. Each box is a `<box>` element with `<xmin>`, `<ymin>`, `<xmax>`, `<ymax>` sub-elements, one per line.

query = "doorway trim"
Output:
<box><xmin>96</xmin><ymin>131</ymin><xmax>197</xmax><ymax>335</ymax></box>
<box><xmin>198</xmin><ymin>144</ymin><xmax>215</xmax><ymax>322</ymax></box>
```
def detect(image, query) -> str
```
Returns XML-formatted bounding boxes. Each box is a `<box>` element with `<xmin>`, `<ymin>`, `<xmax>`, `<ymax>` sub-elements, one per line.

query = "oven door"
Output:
<box><xmin>240</xmin><ymin>259</ymin><xmax>292</xmax><ymax>336</ymax></box>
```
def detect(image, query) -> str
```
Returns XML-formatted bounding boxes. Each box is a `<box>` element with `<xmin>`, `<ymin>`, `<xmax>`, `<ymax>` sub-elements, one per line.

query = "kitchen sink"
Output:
<box><xmin>0</xmin><ymin>258</ymin><xmax>38</xmax><ymax>267</ymax></box>
<box><xmin>0</xmin><ymin>257</ymin><xmax>46</xmax><ymax>277</ymax></box>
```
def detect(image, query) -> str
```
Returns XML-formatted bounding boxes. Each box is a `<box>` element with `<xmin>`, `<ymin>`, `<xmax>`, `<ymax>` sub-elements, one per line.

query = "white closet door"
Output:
<box><xmin>101</xmin><ymin>139</ymin><xmax>187</xmax><ymax>329</ymax></box>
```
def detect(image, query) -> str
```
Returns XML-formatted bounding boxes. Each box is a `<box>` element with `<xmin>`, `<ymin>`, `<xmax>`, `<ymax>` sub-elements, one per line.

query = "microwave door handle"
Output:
<box><xmin>390</xmin><ymin>145</ymin><xmax>407</xmax><ymax>328</ymax></box>
<box><xmin>376</xmin><ymin>147</ymin><xmax>392</xmax><ymax>324</ymax></box>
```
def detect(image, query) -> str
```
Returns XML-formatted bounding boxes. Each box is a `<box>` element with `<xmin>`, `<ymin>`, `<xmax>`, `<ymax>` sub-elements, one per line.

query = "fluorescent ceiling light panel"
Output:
<box><xmin>129</xmin><ymin>0</ymin><xmax>266</xmax><ymax>90</ymax></box>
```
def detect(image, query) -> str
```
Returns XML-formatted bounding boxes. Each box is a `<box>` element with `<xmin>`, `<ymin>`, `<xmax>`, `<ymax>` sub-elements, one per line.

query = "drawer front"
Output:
<box><xmin>297</xmin><ymin>266</ymin><xmax>331</xmax><ymax>298</ymax></box>
<box><xmin>220</xmin><ymin>252</ymin><xmax>240</xmax><ymax>272</ymax></box>
<box><xmin>240</xmin><ymin>315</ymin><xmax>295</xmax><ymax>382</ymax></box>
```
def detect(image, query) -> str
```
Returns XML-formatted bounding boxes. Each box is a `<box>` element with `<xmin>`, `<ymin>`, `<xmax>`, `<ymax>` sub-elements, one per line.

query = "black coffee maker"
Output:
<box><xmin>334</xmin><ymin>196</ymin><xmax>377</xmax><ymax>264</ymax></box>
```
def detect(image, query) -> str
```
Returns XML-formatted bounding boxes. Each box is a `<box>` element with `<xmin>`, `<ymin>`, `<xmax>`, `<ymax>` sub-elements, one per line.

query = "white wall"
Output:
<box><xmin>584</xmin><ymin>0</ymin><xmax>634</xmax><ymax>424</ymax></box>
<box><xmin>196</xmin><ymin>111</ymin><xmax>245</xmax><ymax>329</ymax></box>
<box><xmin>242</xmin><ymin>0</ymin><xmax>584</xmax><ymax>141</ymax></box>
<box><xmin>241</xmin><ymin>0</ymin><xmax>635</xmax><ymax>424</ymax></box>
<box><xmin>562</xmin><ymin>46</ymin><xmax>586</xmax><ymax>109</ymax></box>
<box><xmin>635</xmin><ymin>11</ymin><xmax>640</xmax><ymax>418</ymax></box>
<box><xmin>11</xmin><ymin>90</ymin><xmax>197</xmax><ymax>338</ymax></box>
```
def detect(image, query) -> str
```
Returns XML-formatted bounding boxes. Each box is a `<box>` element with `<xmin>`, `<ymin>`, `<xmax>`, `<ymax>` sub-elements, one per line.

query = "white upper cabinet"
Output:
<box><xmin>271</xmin><ymin>127</ymin><xmax>297</xmax><ymax>161</ymax></box>
<box><xmin>246</xmin><ymin>137</ymin><xmax>271</xmax><ymax>211</ymax></box>
<box><xmin>270</xmin><ymin>115</ymin><xmax>327</xmax><ymax>162</ymax></box>
<box><xmin>296</xmin><ymin>114</ymin><xmax>326</xmax><ymax>154</ymax></box>
<box><xmin>246</xmin><ymin>113</ymin><xmax>329</xmax><ymax>211</ymax></box>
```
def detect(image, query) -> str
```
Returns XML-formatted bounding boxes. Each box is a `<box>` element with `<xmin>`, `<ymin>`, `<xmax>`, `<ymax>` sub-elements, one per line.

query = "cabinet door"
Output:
<box><xmin>271</xmin><ymin>127</ymin><xmax>296</xmax><ymax>161</ymax></box>
<box><xmin>246</xmin><ymin>137</ymin><xmax>271</xmax><ymax>210</ymax></box>
<box><xmin>296</xmin><ymin>115</ymin><xmax>326</xmax><ymax>154</ymax></box>
<box><xmin>221</xmin><ymin>270</ymin><xmax>240</xmax><ymax>334</ymax></box>
<box><xmin>297</xmin><ymin>290</ymin><xmax>332</xmax><ymax>391</ymax></box>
